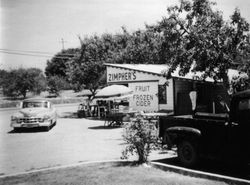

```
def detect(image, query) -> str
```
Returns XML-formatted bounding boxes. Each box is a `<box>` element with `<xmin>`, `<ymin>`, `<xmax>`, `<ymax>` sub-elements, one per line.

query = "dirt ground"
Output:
<box><xmin>0</xmin><ymin>104</ymin><xmax>172</xmax><ymax>175</ymax></box>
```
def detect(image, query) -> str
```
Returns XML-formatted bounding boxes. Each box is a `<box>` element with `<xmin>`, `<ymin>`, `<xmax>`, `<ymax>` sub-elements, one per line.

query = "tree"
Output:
<box><xmin>45</xmin><ymin>48</ymin><xmax>79</xmax><ymax>92</ymax></box>
<box><xmin>2</xmin><ymin>68</ymin><xmax>46</xmax><ymax>98</ymax></box>
<box><xmin>67</xmin><ymin>27</ymin><xmax>165</xmax><ymax>95</ymax></box>
<box><xmin>45</xmin><ymin>48</ymin><xmax>79</xmax><ymax>78</ymax></box>
<box><xmin>154</xmin><ymin>0</ymin><xmax>250</xmax><ymax>90</ymax></box>
<box><xmin>46</xmin><ymin>76</ymin><xmax>70</xmax><ymax>96</ymax></box>
<box><xmin>0</xmin><ymin>69</ymin><xmax>8</xmax><ymax>88</ymax></box>
<box><xmin>113</xmin><ymin>28</ymin><xmax>164</xmax><ymax>64</ymax></box>
<box><xmin>67</xmin><ymin>35</ymin><xmax>111</xmax><ymax>95</ymax></box>
<box><xmin>26</xmin><ymin>68</ymin><xmax>47</xmax><ymax>95</ymax></box>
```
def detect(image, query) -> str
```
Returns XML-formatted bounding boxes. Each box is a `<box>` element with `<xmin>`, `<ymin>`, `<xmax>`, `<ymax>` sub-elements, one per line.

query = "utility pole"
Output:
<box><xmin>60</xmin><ymin>38</ymin><xmax>67</xmax><ymax>50</ymax></box>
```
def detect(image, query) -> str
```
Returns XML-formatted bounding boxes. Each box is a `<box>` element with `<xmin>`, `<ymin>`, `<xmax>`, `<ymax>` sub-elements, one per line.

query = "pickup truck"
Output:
<box><xmin>159</xmin><ymin>90</ymin><xmax>250</xmax><ymax>167</ymax></box>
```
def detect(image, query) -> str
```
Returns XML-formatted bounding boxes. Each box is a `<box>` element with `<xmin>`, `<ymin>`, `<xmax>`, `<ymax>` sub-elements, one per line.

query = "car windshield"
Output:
<box><xmin>23</xmin><ymin>101</ymin><xmax>48</xmax><ymax>108</ymax></box>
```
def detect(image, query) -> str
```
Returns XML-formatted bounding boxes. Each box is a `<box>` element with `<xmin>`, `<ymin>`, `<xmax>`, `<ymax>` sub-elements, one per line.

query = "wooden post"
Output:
<box><xmin>212</xmin><ymin>101</ymin><xmax>215</xmax><ymax>114</ymax></box>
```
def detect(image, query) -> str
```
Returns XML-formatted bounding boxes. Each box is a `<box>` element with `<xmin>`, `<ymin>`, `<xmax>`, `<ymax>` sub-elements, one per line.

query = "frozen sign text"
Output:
<box><xmin>133</xmin><ymin>85</ymin><xmax>153</xmax><ymax>107</ymax></box>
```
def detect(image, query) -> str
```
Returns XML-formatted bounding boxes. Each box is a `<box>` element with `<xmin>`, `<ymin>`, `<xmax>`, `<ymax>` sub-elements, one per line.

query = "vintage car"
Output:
<box><xmin>11</xmin><ymin>99</ymin><xmax>57</xmax><ymax>131</ymax></box>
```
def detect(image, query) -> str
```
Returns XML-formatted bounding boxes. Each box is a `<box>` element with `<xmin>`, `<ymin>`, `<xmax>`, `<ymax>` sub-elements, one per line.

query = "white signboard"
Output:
<box><xmin>129</xmin><ymin>82</ymin><xmax>159</xmax><ymax>112</ymax></box>
<box><xmin>107</xmin><ymin>67</ymin><xmax>163</xmax><ymax>83</ymax></box>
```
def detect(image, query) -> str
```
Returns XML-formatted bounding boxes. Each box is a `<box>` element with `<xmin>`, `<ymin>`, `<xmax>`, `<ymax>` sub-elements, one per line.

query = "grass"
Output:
<box><xmin>0</xmin><ymin>90</ymin><xmax>89</xmax><ymax>108</ymax></box>
<box><xmin>0</xmin><ymin>162</ymin><xmax>230</xmax><ymax>185</ymax></box>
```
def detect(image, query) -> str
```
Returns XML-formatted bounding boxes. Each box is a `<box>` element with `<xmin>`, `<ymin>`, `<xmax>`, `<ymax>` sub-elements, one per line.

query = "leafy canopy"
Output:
<box><xmin>155</xmin><ymin>0</ymin><xmax>250</xmax><ymax>87</ymax></box>
<box><xmin>46</xmin><ymin>0</ymin><xmax>250</xmax><ymax>93</ymax></box>
<box><xmin>2</xmin><ymin>68</ymin><xmax>46</xmax><ymax>98</ymax></box>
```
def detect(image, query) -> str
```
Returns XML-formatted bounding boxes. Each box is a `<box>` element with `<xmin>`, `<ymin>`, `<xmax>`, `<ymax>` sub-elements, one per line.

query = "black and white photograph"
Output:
<box><xmin>1</xmin><ymin>0</ymin><xmax>250</xmax><ymax>184</ymax></box>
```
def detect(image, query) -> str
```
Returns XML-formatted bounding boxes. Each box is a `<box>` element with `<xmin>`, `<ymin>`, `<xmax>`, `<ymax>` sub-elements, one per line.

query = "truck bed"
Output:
<box><xmin>174</xmin><ymin>112</ymin><xmax>228</xmax><ymax>120</ymax></box>
<box><xmin>159</xmin><ymin>112</ymin><xmax>228</xmax><ymax>138</ymax></box>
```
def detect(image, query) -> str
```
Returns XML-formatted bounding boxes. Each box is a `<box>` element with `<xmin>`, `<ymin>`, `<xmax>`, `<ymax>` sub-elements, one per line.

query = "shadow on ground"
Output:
<box><xmin>153</xmin><ymin>157</ymin><xmax>250</xmax><ymax>180</ymax></box>
<box><xmin>8</xmin><ymin>125</ymin><xmax>56</xmax><ymax>134</ymax></box>
<box><xmin>88</xmin><ymin>125</ymin><xmax>121</xmax><ymax>130</ymax></box>
<box><xmin>59</xmin><ymin>112</ymin><xmax>107</xmax><ymax>121</ymax></box>
<box><xmin>8</xmin><ymin>128</ymin><xmax>47</xmax><ymax>134</ymax></box>
<box><xmin>59</xmin><ymin>112</ymin><xmax>78</xmax><ymax>119</ymax></box>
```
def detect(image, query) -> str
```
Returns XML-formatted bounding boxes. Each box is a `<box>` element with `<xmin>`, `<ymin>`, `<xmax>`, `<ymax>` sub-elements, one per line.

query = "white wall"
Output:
<box><xmin>107</xmin><ymin>66</ymin><xmax>174</xmax><ymax>112</ymax></box>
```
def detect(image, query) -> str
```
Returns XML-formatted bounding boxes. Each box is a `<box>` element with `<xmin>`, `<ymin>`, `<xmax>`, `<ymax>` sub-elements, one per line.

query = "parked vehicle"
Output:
<box><xmin>77</xmin><ymin>103</ymin><xmax>89</xmax><ymax>118</ymax></box>
<box><xmin>159</xmin><ymin>90</ymin><xmax>250</xmax><ymax>167</ymax></box>
<box><xmin>11</xmin><ymin>99</ymin><xmax>57</xmax><ymax>131</ymax></box>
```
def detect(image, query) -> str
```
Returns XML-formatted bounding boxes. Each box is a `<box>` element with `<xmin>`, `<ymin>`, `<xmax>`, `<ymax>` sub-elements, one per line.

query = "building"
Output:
<box><xmin>105</xmin><ymin>63</ymin><xmax>236</xmax><ymax>115</ymax></box>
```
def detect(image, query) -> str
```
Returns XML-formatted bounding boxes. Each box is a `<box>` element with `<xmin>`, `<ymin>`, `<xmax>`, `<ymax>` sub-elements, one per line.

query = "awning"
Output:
<box><xmin>95</xmin><ymin>85</ymin><xmax>133</xmax><ymax>99</ymax></box>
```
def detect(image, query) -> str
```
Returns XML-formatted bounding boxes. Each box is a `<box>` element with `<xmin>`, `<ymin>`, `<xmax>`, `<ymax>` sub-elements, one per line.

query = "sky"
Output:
<box><xmin>1</xmin><ymin>0</ymin><xmax>250</xmax><ymax>71</ymax></box>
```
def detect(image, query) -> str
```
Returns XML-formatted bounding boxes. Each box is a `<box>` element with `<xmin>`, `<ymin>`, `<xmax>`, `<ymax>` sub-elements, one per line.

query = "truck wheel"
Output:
<box><xmin>177</xmin><ymin>140</ymin><xmax>198</xmax><ymax>167</ymax></box>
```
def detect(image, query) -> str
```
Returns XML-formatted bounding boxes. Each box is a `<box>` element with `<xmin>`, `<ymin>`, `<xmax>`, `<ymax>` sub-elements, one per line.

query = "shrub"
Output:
<box><xmin>121</xmin><ymin>115</ymin><xmax>159</xmax><ymax>164</ymax></box>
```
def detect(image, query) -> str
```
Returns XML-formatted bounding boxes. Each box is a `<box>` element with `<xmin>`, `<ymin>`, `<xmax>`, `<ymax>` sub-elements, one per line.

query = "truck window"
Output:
<box><xmin>238</xmin><ymin>99</ymin><xmax>250</xmax><ymax>110</ymax></box>
<box><xmin>158</xmin><ymin>85</ymin><xmax>167</xmax><ymax>104</ymax></box>
<box><xmin>236</xmin><ymin>98</ymin><xmax>250</xmax><ymax>124</ymax></box>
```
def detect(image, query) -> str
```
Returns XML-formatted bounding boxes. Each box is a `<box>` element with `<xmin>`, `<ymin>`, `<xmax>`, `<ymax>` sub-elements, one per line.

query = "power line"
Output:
<box><xmin>0</xmin><ymin>48</ymin><xmax>75</xmax><ymax>56</ymax></box>
<box><xmin>0</xmin><ymin>50</ymin><xmax>71</xmax><ymax>59</ymax></box>
<box><xmin>0</xmin><ymin>48</ymin><xmax>54</xmax><ymax>55</ymax></box>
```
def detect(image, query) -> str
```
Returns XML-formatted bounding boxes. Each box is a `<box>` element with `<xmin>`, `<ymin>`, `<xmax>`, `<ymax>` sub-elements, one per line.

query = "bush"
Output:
<box><xmin>121</xmin><ymin>116</ymin><xmax>159</xmax><ymax>164</ymax></box>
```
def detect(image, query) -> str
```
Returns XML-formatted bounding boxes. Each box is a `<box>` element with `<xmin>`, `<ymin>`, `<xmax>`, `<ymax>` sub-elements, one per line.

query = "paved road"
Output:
<box><xmin>0</xmin><ymin>104</ymin><xmax>124</xmax><ymax>175</ymax></box>
<box><xmin>0</xmin><ymin>104</ymin><xmax>168</xmax><ymax>175</ymax></box>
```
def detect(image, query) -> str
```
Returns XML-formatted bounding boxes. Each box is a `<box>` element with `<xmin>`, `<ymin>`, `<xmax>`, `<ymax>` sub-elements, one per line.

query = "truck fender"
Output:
<box><xmin>163</xmin><ymin>126</ymin><xmax>201</xmax><ymax>148</ymax></box>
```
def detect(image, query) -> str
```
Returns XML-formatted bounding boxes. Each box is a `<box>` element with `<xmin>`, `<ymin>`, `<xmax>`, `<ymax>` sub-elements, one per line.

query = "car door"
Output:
<box><xmin>228</xmin><ymin>98</ymin><xmax>250</xmax><ymax>160</ymax></box>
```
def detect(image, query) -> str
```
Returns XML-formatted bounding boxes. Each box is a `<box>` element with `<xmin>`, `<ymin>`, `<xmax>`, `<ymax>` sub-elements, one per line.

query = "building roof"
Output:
<box><xmin>105</xmin><ymin>63</ymin><xmax>216</xmax><ymax>82</ymax></box>
<box><xmin>105</xmin><ymin>63</ymin><xmax>244</xmax><ymax>83</ymax></box>
<box><xmin>105</xmin><ymin>63</ymin><xmax>169</xmax><ymax>75</ymax></box>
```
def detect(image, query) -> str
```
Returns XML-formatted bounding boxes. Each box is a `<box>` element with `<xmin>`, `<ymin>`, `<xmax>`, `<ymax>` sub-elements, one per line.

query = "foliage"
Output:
<box><xmin>154</xmin><ymin>0</ymin><xmax>250</xmax><ymax>89</ymax></box>
<box><xmin>46</xmin><ymin>76</ymin><xmax>70</xmax><ymax>96</ymax></box>
<box><xmin>121</xmin><ymin>116</ymin><xmax>159</xmax><ymax>164</ymax></box>
<box><xmin>0</xmin><ymin>69</ymin><xmax>9</xmax><ymax>87</ymax></box>
<box><xmin>2</xmin><ymin>68</ymin><xmax>46</xmax><ymax>98</ymax></box>
<box><xmin>45</xmin><ymin>48</ymin><xmax>79</xmax><ymax>78</ymax></box>
<box><xmin>230</xmin><ymin>72</ymin><xmax>249</xmax><ymax>94</ymax></box>
<box><xmin>112</xmin><ymin>27</ymin><xmax>165</xmax><ymax>64</ymax></box>
<box><xmin>27</xmin><ymin>68</ymin><xmax>47</xmax><ymax>95</ymax></box>
<box><xmin>67</xmin><ymin>35</ymin><xmax>111</xmax><ymax>94</ymax></box>
<box><xmin>67</xmin><ymin>28</ymin><xmax>165</xmax><ymax>95</ymax></box>
<box><xmin>45</xmin><ymin>0</ymin><xmax>250</xmax><ymax>94</ymax></box>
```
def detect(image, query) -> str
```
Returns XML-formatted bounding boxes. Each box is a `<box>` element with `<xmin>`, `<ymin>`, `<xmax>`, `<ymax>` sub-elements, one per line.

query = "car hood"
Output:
<box><xmin>13</xmin><ymin>108</ymin><xmax>51</xmax><ymax>117</ymax></box>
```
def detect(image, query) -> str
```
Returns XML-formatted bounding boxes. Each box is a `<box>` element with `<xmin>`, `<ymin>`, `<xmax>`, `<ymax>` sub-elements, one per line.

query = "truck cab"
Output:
<box><xmin>160</xmin><ymin>90</ymin><xmax>250</xmax><ymax>167</ymax></box>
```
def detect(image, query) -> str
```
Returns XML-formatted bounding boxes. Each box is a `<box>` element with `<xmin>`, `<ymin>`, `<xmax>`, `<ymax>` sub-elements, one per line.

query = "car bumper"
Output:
<box><xmin>11</xmin><ymin>120</ymin><xmax>52</xmax><ymax>128</ymax></box>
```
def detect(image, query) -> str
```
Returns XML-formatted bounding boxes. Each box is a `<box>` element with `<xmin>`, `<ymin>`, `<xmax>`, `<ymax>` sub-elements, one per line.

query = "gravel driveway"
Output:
<box><xmin>0</xmin><ymin>104</ymin><xmax>168</xmax><ymax>175</ymax></box>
